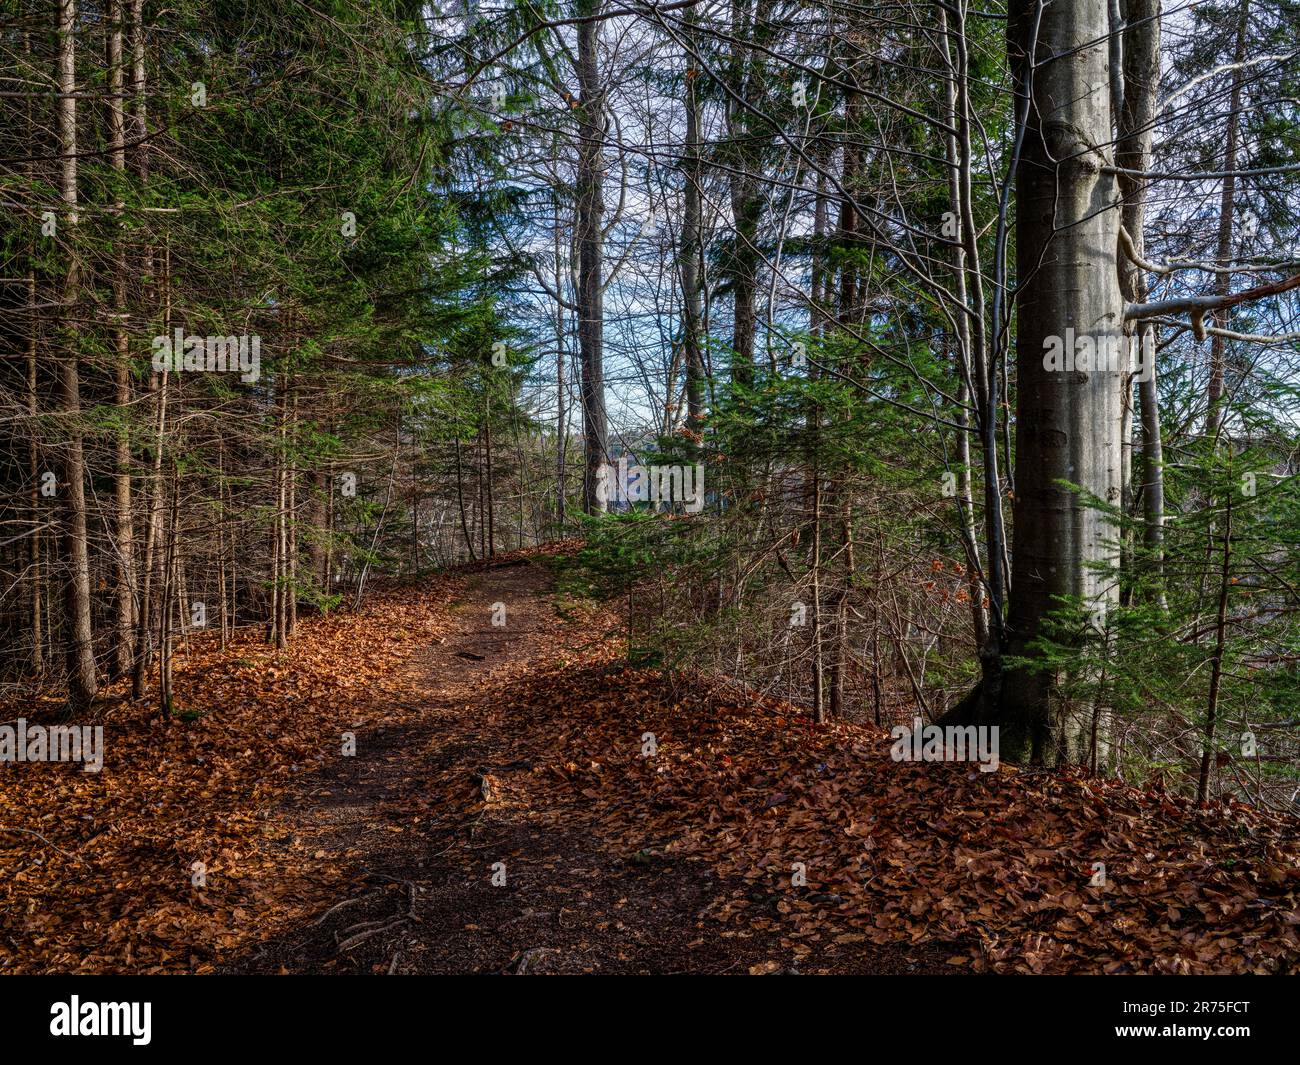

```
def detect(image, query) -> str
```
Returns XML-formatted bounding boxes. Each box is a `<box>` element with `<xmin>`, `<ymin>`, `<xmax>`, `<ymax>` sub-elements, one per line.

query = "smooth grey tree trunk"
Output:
<box><xmin>1001</xmin><ymin>0</ymin><xmax>1125</xmax><ymax>763</ymax></box>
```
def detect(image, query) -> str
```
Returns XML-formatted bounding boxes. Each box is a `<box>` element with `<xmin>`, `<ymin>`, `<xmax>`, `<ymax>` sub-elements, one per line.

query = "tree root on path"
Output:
<box><xmin>336</xmin><ymin>917</ymin><xmax>410</xmax><ymax>954</ymax></box>
<box><xmin>320</xmin><ymin>876</ymin><xmax>421</xmax><ymax>955</ymax></box>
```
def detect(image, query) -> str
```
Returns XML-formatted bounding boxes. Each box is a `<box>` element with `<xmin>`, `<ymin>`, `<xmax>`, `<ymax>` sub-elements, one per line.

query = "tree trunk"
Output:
<box><xmin>455</xmin><ymin>436</ymin><xmax>476</xmax><ymax>561</ymax></box>
<box><xmin>287</xmin><ymin>386</ymin><xmax>298</xmax><ymax>636</ymax></box>
<box><xmin>158</xmin><ymin>458</ymin><xmax>180</xmax><ymax>718</ymax></box>
<box><xmin>55</xmin><ymin>0</ymin><xmax>98</xmax><ymax>712</ymax></box>
<box><xmin>1204</xmin><ymin>0</ymin><xmax>1250</xmax><ymax>438</ymax></box>
<box><xmin>1117</xmin><ymin>0</ymin><xmax>1167</xmax><ymax>605</ymax></box>
<box><xmin>1001</xmin><ymin>0</ymin><xmax>1125</xmax><ymax>764</ymax></box>
<box><xmin>309</xmin><ymin>467</ymin><xmax>327</xmax><ymax>594</ymax></box>
<box><xmin>723</xmin><ymin>0</ymin><xmax>767</xmax><ymax>387</ymax></box>
<box><xmin>576</xmin><ymin>0</ymin><xmax>609</xmax><ymax>514</ymax></box>
<box><xmin>129</xmin><ymin>0</ymin><xmax>159</xmax><ymax>700</ymax></box>
<box><xmin>681</xmin><ymin>15</ymin><xmax>705</xmax><ymax>434</ymax></box>
<box><xmin>27</xmin><ymin>286</ymin><xmax>44</xmax><ymax>675</ymax></box>
<box><xmin>23</xmin><ymin>23</ymin><xmax>43</xmax><ymax>675</ymax></box>
<box><xmin>484</xmin><ymin>409</ymin><xmax>496</xmax><ymax>557</ymax></box>
<box><xmin>809</xmin><ymin>473</ymin><xmax>824</xmax><ymax>724</ymax></box>
<box><xmin>132</xmin><ymin>344</ymin><xmax>169</xmax><ymax>699</ymax></box>
<box><xmin>940</xmin><ymin>6</ymin><xmax>990</xmax><ymax>651</ymax></box>
<box><xmin>1197</xmin><ymin>490</ymin><xmax>1233</xmax><ymax>804</ymax></box>
<box><xmin>553</xmin><ymin>197</ymin><xmax>568</xmax><ymax>531</ymax></box>
<box><xmin>107</xmin><ymin>0</ymin><xmax>136</xmax><ymax>677</ymax></box>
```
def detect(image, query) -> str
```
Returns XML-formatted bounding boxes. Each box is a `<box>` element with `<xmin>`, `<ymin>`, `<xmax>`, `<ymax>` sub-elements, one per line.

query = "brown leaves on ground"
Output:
<box><xmin>0</xmin><ymin>578</ymin><xmax>458</xmax><ymax>974</ymax></box>
<box><xmin>3</xmin><ymin>558</ymin><xmax>1297</xmax><ymax>975</ymax></box>
<box><xmin>421</xmin><ymin>651</ymin><xmax>1300</xmax><ymax>974</ymax></box>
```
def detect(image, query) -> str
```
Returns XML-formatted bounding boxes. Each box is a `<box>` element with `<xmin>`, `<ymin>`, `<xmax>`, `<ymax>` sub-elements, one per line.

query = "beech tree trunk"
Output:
<box><xmin>1001</xmin><ymin>0</ymin><xmax>1125</xmax><ymax>763</ymax></box>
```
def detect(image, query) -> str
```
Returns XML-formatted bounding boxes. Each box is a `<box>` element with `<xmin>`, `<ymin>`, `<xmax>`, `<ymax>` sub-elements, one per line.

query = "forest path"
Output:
<box><xmin>224</xmin><ymin>559</ymin><xmax>953</xmax><ymax>974</ymax></box>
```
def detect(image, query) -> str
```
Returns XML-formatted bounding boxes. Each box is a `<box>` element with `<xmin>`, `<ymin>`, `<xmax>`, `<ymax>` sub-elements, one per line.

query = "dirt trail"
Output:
<box><xmin>224</xmin><ymin>560</ymin><xmax>955</xmax><ymax>974</ymax></box>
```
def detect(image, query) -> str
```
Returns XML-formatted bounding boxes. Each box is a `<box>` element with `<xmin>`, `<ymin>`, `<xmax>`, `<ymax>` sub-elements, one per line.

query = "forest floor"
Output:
<box><xmin>219</xmin><ymin>557</ymin><xmax>955</xmax><ymax>975</ymax></box>
<box><xmin>3</xmin><ymin>545</ymin><xmax>1298</xmax><ymax>974</ymax></box>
